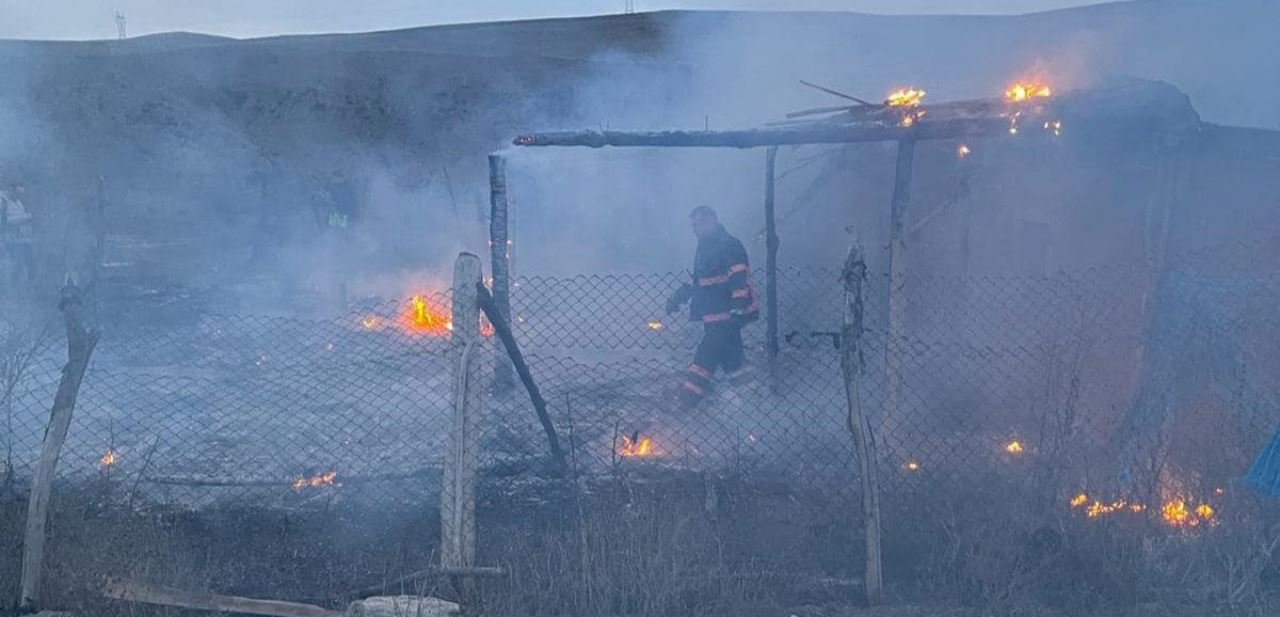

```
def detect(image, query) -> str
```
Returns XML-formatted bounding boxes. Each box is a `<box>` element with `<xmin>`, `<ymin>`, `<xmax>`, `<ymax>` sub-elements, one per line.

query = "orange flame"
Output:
<box><xmin>292</xmin><ymin>471</ymin><xmax>337</xmax><ymax>490</ymax></box>
<box><xmin>1005</xmin><ymin>82</ymin><xmax>1053</xmax><ymax>102</ymax></box>
<box><xmin>99</xmin><ymin>450</ymin><xmax>116</xmax><ymax>467</ymax></box>
<box><xmin>1004</xmin><ymin>440</ymin><xmax>1025</xmax><ymax>454</ymax></box>
<box><xmin>886</xmin><ymin>88</ymin><xmax>926</xmax><ymax>107</ymax></box>
<box><xmin>619</xmin><ymin>434</ymin><xmax>657</xmax><ymax>457</ymax></box>
<box><xmin>406</xmin><ymin>294</ymin><xmax>453</xmax><ymax>335</ymax></box>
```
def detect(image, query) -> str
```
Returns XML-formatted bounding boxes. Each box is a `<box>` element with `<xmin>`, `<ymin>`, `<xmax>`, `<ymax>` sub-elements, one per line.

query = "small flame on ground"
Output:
<box><xmin>1072</xmin><ymin>492</ymin><xmax>1217</xmax><ymax>527</ymax></box>
<box><xmin>1070</xmin><ymin>492</ymin><xmax>1088</xmax><ymax>508</ymax></box>
<box><xmin>361</xmin><ymin>315</ymin><xmax>380</xmax><ymax>329</ymax></box>
<box><xmin>1005</xmin><ymin>82</ymin><xmax>1053</xmax><ymax>102</ymax></box>
<box><xmin>903</xmin><ymin>458</ymin><xmax>921</xmax><ymax>472</ymax></box>
<box><xmin>886</xmin><ymin>88</ymin><xmax>926</xmax><ymax>107</ymax></box>
<box><xmin>957</xmin><ymin>143</ymin><xmax>972</xmax><ymax>158</ymax></box>
<box><xmin>100</xmin><ymin>450</ymin><xmax>116</xmax><ymax>467</ymax></box>
<box><xmin>1004</xmin><ymin>440</ymin><xmax>1025</xmax><ymax>454</ymax></box>
<box><xmin>619</xmin><ymin>434</ymin><xmax>656</xmax><ymax>457</ymax></box>
<box><xmin>408</xmin><ymin>295</ymin><xmax>452</xmax><ymax>335</ymax></box>
<box><xmin>292</xmin><ymin>471</ymin><xmax>337</xmax><ymax>490</ymax></box>
<box><xmin>647</xmin><ymin>319</ymin><xmax>664</xmax><ymax>331</ymax></box>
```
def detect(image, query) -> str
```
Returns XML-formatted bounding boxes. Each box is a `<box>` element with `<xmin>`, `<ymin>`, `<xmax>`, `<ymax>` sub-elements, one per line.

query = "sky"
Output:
<box><xmin>0</xmin><ymin>0</ymin><xmax>1127</xmax><ymax>40</ymax></box>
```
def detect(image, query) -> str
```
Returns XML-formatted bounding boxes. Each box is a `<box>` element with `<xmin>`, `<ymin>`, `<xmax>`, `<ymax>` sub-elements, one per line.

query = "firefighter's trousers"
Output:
<box><xmin>680</xmin><ymin>320</ymin><xmax>745</xmax><ymax>400</ymax></box>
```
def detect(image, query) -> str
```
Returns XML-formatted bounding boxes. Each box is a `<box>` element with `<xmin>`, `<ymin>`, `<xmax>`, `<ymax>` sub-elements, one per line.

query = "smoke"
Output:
<box><xmin>0</xmin><ymin>0</ymin><xmax>1276</xmax><ymax>319</ymax></box>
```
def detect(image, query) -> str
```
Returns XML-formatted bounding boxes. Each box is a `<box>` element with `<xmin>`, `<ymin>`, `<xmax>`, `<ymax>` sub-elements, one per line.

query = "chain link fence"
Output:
<box><xmin>3</xmin><ymin>238</ymin><xmax>1279</xmax><ymax>604</ymax></box>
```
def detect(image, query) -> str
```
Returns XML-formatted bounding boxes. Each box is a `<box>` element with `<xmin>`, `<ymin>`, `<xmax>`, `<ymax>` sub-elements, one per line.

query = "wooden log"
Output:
<box><xmin>763</xmin><ymin>145</ymin><xmax>780</xmax><ymax>360</ymax></box>
<box><xmin>20</xmin><ymin>280</ymin><xmax>99</xmax><ymax>611</ymax></box>
<box><xmin>883</xmin><ymin>139</ymin><xmax>916</xmax><ymax>450</ymax></box>
<box><xmin>513</xmin><ymin>117</ymin><xmax>1012</xmax><ymax>149</ymax></box>
<box><xmin>488</xmin><ymin>154</ymin><xmax>514</xmax><ymax>390</ymax></box>
<box><xmin>102</xmin><ymin>577</ymin><xmax>338</xmax><ymax>617</ymax></box>
<box><xmin>840</xmin><ymin>240</ymin><xmax>883</xmax><ymax>606</ymax></box>
<box><xmin>441</xmin><ymin>253</ymin><xmax>484</xmax><ymax>574</ymax></box>
<box><xmin>476</xmin><ymin>281</ymin><xmax>567</xmax><ymax>472</ymax></box>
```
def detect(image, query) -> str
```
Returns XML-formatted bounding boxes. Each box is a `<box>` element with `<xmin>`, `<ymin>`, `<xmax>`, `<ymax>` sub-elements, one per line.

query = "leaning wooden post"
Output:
<box><xmin>764</xmin><ymin>145</ymin><xmax>781</xmax><ymax>360</ymax></box>
<box><xmin>841</xmin><ymin>239</ymin><xmax>883</xmax><ymax>606</ymax></box>
<box><xmin>441</xmin><ymin>253</ymin><xmax>484</xmax><ymax>580</ymax></box>
<box><xmin>883</xmin><ymin>139</ymin><xmax>916</xmax><ymax>447</ymax></box>
<box><xmin>488</xmin><ymin>154</ymin><xmax>514</xmax><ymax>391</ymax></box>
<box><xmin>20</xmin><ymin>278</ymin><xmax>99</xmax><ymax>611</ymax></box>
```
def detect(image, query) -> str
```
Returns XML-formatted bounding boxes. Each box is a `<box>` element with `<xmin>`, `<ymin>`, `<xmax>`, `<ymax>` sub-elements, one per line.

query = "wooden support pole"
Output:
<box><xmin>441</xmin><ymin>253</ymin><xmax>483</xmax><ymax>576</ymax></box>
<box><xmin>884</xmin><ymin>139</ymin><xmax>916</xmax><ymax>447</ymax></box>
<box><xmin>840</xmin><ymin>240</ymin><xmax>883</xmax><ymax>606</ymax></box>
<box><xmin>488</xmin><ymin>154</ymin><xmax>514</xmax><ymax>391</ymax></box>
<box><xmin>764</xmin><ymin>146</ymin><xmax>780</xmax><ymax>360</ymax></box>
<box><xmin>476</xmin><ymin>282</ymin><xmax>567</xmax><ymax>472</ymax></box>
<box><xmin>102</xmin><ymin>577</ymin><xmax>339</xmax><ymax>617</ymax></box>
<box><xmin>20</xmin><ymin>279</ymin><xmax>99</xmax><ymax>611</ymax></box>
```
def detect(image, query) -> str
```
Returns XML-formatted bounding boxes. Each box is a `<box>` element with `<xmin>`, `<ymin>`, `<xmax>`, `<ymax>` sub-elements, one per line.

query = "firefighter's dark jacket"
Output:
<box><xmin>670</xmin><ymin>225</ymin><xmax>759</xmax><ymax>324</ymax></box>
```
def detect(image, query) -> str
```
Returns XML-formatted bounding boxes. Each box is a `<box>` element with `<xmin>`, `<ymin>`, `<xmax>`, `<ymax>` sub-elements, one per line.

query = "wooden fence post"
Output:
<box><xmin>441</xmin><ymin>253</ymin><xmax>484</xmax><ymax>577</ymax></box>
<box><xmin>488</xmin><ymin>154</ymin><xmax>514</xmax><ymax>391</ymax></box>
<box><xmin>884</xmin><ymin>139</ymin><xmax>916</xmax><ymax>447</ymax></box>
<box><xmin>20</xmin><ymin>279</ymin><xmax>99</xmax><ymax>611</ymax></box>
<box><xmin>841</xmin><ymin>240</ymin><xmax>883</xmax><ymax>606</ymax></box>
<box><xmin>764</xmin><ymin>145</ymin><xmax>780</xmax><ymax>360</ymax></box>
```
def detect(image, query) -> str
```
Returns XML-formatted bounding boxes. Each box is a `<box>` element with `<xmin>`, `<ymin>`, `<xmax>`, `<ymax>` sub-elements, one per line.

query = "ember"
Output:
<box><xmin>647</xmin><ymin>319</ymin><xmax>664</xmax><ymax>330</ymax></box>
<box><xmin>1004</xmin><ymin>440</ymin><xmax>1025</xmax><ymax>454</ymax></box>
<box><xmin>886</xmin><ymin>88</ymin><xmax>926</xmax><ymax>107</ymax></box>
<box><xmin>902</xmin><ymin>458</ymin><xmax>921</xmax><ymax>472</ymax></box>
<box><xmin>956</xmin><ymin>143</ymin><xmax>972</xmax><ymax>158</ymax></box>
<box><xmin>292</xmin><ymin>471</ymin><xmax>337</xmax><ymax>490</ymax></box>
<box><xmin>99</xmin><ymin>450</ymin><xmax>117</xmax><ymax>467</ymax></box>
<box><xmin>1005</xmin><ymin>82</ymin><xmax>1053</xmax><ymax>102</ymax></box>
<box><xmin>361</xmin><ymin>315</ymin><xmax>380</xmax><ymax>329</ymax></box>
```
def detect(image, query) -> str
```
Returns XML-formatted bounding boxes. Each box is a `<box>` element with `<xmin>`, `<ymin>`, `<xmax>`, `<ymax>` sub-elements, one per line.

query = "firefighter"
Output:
<box><xmin>666</xmin><ymin>205</ymin><xmax>758</xmax><ymax>404</ymax></box>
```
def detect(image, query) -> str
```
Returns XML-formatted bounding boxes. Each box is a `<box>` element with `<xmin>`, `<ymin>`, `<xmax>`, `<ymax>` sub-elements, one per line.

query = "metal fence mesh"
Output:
<box><xmin>4</xmin><ymin>238</ymin><xmax>1279</xmax><ymax>568</ymax></box>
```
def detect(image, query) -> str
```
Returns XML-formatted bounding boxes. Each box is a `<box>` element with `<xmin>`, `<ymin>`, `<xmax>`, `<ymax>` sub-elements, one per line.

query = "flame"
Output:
<box><xmin>292</xmin><ymin>471</ymin><xmax>337</xmax><ymax>490</ymax></box>
<box><xmin>618</xmin><ymin>434</ymin><xmax>656</xmax><ymax>457</ymax></box>
<box><xmin>407</xmin><ymin>294</ymin><xmax>453</xmax><ymax>335</ymax></box>
<box><xmin>886</xmin><ymin>88</ymin><xmax>926</xmax><ymax>107</ymax></box>
<box><xmin>1004</xmin><ymin>440</ymin><xmax>1025</xmax><ymax>454</ymax></box>
<box><xmin>903</xmin><ymin>458</ymin><xmax>921</xmax><ymax>472</ymax></box>
<box><xmin>99</xmin><ymin>450</ymin><xmax>117</xmax><ymax>467</ymax></box>
<box><xmin>1070</xmin><ymin>492</ymin><xmax>1088</xmax><ymax>508</ymax></box>
<box><xmin>1005</xmin><ymin>82</ymin><xmax>1053</xmax><ymax>102</ymax></box>
<box><xmin>1162</xmin><ymin>499</ymin><xmax>1192</xmax><ymax>526</ymax></box>
<box><xmin>956</xmin><ymin>143</ymin><xmax>972</xmax><ymax>158</ymax></box>
<box><xmin>647</xmin><ymin>319</ymin><xmax>664</xmax><ymax>331</ymax></box>
<box><xmin>1194</xmin><ymin>503</ymin><xmax>1215</xmax><ymax>519</ymax></box>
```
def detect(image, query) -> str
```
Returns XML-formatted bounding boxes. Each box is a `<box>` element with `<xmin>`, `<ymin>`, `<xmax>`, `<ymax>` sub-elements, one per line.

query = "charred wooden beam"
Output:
<box><xmin>514</xmin><ymin>117</ymin><xmax>1011</xmax><ymax>149</ymax></box>
<box><xmin>475</xmin><ymin>281</ymin><xmax>567</xmax><ymax>473</ymax></box>
<box><xmin>488</xmin><ymin>154</ymin><xmax>514</xmax><ymax>390</ymax></box>
<box><xmin>763</xmin><ymin>146</ymin><xmax>780</xmax><ymax>359</ymax></box>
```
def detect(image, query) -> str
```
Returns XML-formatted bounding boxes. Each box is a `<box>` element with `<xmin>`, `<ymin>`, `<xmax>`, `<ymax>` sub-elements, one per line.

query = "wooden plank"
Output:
<box><xmin>441</xmin><ymin>253</ymin><xmax>484</xmax><ymax>573</ymax></box>
<box><xmin>763</xmin><ymin>145</ymin><xmax>780</xmax><ymax>359</ymax></box>
<box><xmin>101</xmin><ymin>577</ymin><xmax>338</xmax><ymax>617</ymax></box>
<box><xmin>839</xmin><ymin>240</ymin><xmax>883</xmax><ymax>606</ymax></box>
<box><xmin>20</xmin><ymin>281</ymin><xmax>99</xmax><ymax>611</ymax></box>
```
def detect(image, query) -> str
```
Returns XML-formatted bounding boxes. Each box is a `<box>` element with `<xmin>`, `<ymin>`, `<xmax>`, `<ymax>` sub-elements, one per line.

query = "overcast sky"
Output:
<box><xmin>0</xmin><ymin>0</ymin><xmax>1128</xmax><ymax>40</ymax></box>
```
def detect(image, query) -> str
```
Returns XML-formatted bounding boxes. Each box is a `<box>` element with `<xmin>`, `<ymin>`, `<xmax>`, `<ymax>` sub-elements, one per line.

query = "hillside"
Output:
<box><xmin>0</xmin><ymin>0</ymin><xmax>1276</xmax><ymax>312</ymax></box>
